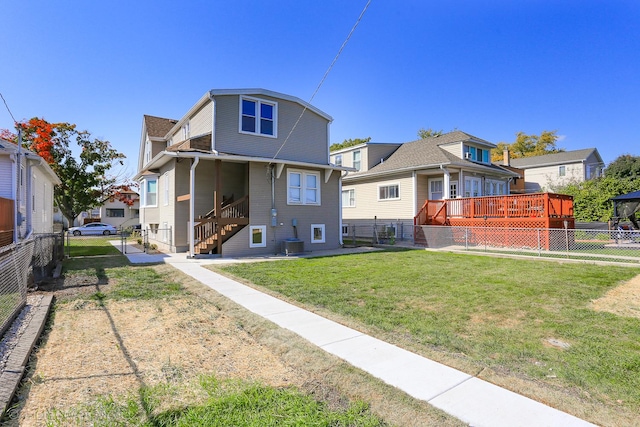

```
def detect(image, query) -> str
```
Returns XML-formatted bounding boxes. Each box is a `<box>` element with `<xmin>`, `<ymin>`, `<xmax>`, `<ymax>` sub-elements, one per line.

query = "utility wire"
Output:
<box><xmin>0</xmin><ymin>91</ymin><xmax>18</xmax><ymax>124</ymax></box>
<box><xmin>271</xmin><ymin>0</ymin><xmax>372</xmax><ymax>162</ymax></box>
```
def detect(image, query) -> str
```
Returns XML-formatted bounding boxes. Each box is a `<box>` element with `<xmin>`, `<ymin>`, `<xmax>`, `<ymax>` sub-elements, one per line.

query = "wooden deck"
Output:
<box><xmin>414</xmin><ymin>193</ymin><xmax>575</xmax><ymax>250</ymax></box>
<box><xmin>415</xmin><ymin>193</ymin><xmax>574</xmax><ymax>229</ymax></box>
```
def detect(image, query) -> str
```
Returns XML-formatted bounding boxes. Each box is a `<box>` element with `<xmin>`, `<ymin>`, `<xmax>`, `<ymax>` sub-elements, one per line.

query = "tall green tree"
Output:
<box><xmin>605</xmin><ymin>154</ymin><xmax>640</xmax><ymax>179</ymax></box>
<box><xmin>492</xmin><ymin>130</ymin><xmax>563</xmax><ymax>161</ymax></box>
<box><xmin>2</xmin><ymin>118</ymin><xmax>130</xmax><ymax>226</ymax></box>
<box><xmin>329</xmin><ymin>137</ymin><xmax>371</xmax><ymax>152</ymax></box>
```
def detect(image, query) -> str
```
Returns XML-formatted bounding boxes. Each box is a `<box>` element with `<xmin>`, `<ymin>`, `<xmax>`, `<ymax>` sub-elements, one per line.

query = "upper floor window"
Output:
<box><xmin>334</xmin><ymin>154</ymin><xmax>342</xmax><ymax>166</ymax></box>
<box><xmin>378</xmin><ymin>183</ymin><xmax>399</xmax><ymax>201</ymax></box>
<box><xmin>559</xmin><ymin>165</ymin><xmax>566</xmax><ymax>176</ymax></box>
<box><xmin>182</xmin><ymin>121</ymin><xmax>190</xmax><ymax>140</ymax></box>
<box><xmin>464</xmin><ymin>145</ymin><xmax>489</xmax><ymax>163</ymax></box>
<box><xmin>287</xmin><ymin>169</ymin><xmax>320</xmax><ymax>205</ymax></box>
<box><xmin>353</xmin><ymin>150</ymin><xmax>361</xmax><ymax>171</ymax></box>
<box><xmin>240</xmin><ymin>97</ymin><xmax>277</xmax><ymax>137</ymax></box>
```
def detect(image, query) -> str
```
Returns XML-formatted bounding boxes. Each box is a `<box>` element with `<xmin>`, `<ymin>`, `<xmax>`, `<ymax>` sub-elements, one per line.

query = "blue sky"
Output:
<box><xmin>1</xmin><ymin>1</ymin><xmax>639</xmax><ymax>178</ymax></box>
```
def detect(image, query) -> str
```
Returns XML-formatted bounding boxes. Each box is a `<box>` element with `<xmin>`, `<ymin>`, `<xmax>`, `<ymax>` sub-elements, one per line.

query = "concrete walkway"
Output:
<box><xmin>116</xmin><ymin>243</ymin><xmax>597</xmax><ymax>427</ymax></box>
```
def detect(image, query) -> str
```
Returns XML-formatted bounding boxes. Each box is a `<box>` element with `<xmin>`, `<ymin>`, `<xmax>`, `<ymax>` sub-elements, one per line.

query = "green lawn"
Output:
<box><xmin>218</xmin><ymin>250</ymin><xmax>640</xmax><ymax>410</ymax></box>
<box><xmin>65</xmin><ymin>236</ymin><xmax>123</xmax><ymax>257</ymax></box>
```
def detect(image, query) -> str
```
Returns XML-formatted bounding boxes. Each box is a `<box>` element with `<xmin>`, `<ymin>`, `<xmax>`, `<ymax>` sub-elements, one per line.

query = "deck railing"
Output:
<box><xmin>415</xmin><ymin>193</ymin><xmax>573</xmax><ymax>226</ymax></box>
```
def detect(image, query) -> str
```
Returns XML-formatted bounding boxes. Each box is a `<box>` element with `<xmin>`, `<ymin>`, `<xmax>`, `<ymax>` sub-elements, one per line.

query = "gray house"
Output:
<box><xmin>135</xmin><ymin>89</ymin><xmax>345</xmax><ymax>257</ymax></box>
<box><xmin>509</xmin><ymin>148</ymin><xmax>604</xmax><ymax>192</ymax></box>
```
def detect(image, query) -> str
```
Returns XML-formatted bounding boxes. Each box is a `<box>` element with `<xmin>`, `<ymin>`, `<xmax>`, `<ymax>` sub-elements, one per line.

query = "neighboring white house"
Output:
<box><xmin>77</xmin><ymin>190</ymin><xmax>140</xmax><ymax>230</ymax></box>
<box><xmin>0</xmin><ymin>139</ymin><xmax>61</xmax><ymax>243</ymax></box>
<box><xmin>509</xmin><ymin>148</ymin><xmax>604</xmax><ymax>192</ymax></box>
<box><xmin>135</xmin><ymin>88</ymin><xmax>347</xmax><ymax>257</ymax></box>
<box><xmin>331</xmin><ymin>131</ymin><xmax>519</xmax><ymax>235</ymax></box>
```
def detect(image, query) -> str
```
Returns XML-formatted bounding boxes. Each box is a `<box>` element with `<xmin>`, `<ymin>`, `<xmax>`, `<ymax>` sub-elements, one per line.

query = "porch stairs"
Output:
<box><xmin>194</xmin><ymin>195</ymin><xmax>249</xmax><ymax>255</ymax></box>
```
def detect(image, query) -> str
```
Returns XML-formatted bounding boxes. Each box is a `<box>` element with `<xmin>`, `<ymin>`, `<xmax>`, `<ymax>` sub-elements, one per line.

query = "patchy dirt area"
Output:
<box><xmin>590</xmin><ymin>273</ymin><xmax>640</xmax><ymax>319</ymax></box>
<box><xmin>4</xmin><ymin>263</ymin><xmax>461</xmax><ymax>427</ymax></box>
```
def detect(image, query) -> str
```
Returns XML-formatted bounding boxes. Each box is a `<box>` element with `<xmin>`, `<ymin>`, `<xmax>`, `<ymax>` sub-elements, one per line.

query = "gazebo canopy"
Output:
<box><xmin>611</xmin><ymin>190</ymin><xmax>640</xmax><ymax>229</ymax></box>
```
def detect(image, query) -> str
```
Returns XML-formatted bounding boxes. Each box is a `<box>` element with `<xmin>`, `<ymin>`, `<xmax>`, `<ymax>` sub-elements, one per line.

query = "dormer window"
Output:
<box><xmin>240</xmin><ymin>96</ymin><xmax>277</xmax><ymax>137</ymax></box>
<box><xmin>182</xmin><ymin>121</ymin><xmax>190</xmax><ymax>140</ymax></box>
<box><xmin>463</xmin><ymin>145</ymin><xmax>489</xmax><ymax>163</ymax></box>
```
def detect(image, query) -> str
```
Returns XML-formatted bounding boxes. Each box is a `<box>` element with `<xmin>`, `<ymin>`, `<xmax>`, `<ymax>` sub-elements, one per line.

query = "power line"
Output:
<box><xmin>271</xmin><ymin>0</ymin><xmax>372</xmax><ymax>162</ymax></box>
<box><xmin>0</xmin><ymin>91</ymin><xmax>18</xmax><ymax>124</ymax></box>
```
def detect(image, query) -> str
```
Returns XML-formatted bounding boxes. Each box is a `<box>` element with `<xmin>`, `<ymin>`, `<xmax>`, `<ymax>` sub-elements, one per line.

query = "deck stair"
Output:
<box><xmin>194</xmin><ymin>195</ymin><xmax>249</xmax><ymax>254</ymax></box>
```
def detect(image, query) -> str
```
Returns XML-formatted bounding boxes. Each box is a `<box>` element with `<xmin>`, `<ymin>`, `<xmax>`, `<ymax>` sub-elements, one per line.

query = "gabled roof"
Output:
<box><xmin>345</xmin><ymin>131</ymin><xmax>516</xmax><ymax>179</ymax></box>
<box><xmin>144</xmin><ymin>115</ymin><xmax>178</xmax><ymax>139</ymax></box>
<box><xmin>509</xmin><ymin>148</ymin><xmax>603</xmax><ymax>168</ymax></box>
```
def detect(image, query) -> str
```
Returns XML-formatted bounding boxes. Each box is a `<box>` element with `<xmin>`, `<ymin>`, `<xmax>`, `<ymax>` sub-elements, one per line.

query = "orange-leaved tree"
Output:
<box><xmin>2</xmin><ymin>118</ymin><xmax>134</xmax><ymax>226</ymax></box>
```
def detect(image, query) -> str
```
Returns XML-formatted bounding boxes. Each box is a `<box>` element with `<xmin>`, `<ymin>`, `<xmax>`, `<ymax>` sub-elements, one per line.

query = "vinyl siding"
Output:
<box><xmin>524</xmin><ymin>162</ymin><xmax>585</xmax><ymax>191</ymax></box>
<box><xmin>342</xmin><ymin>172</ymin><xmax>415</xmax><ymax>221</ymax></box>
<box><xmin>439</xmin><ymin>142</ymin><xmax>462</xmax><ymax>158</ymax></box>
<box><xmin>190</xmin><ymin>102</ymin><xmax>213</xmax><ymax>138</ymax></box>
<box><xmin>222</xmin><ymin>162</ymin><xmax>341</xmax><ymax>257</ymax></box>
<box><xmin>365</xmin><ymin>144</ymin><xmax>401</xmax><ymax>170</ymax></box>
<box><xmin>213</xmin><ymin>94</ymin><xmax>329</xmax><ymax>164</ymax></box>
<box><xmin>0</xmin><ymin>156</ymin><xmax>14</xmax><ymax>199</ymax></box>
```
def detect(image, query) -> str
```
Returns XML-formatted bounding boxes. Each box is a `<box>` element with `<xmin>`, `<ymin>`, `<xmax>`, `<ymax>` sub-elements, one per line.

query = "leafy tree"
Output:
<box><xmin>417</xmin><ymin>127</ymin><xmax>443</xmax><ymax>139</ymax></box>
<box><xmin>329</xmin><ymin>137</ymin><xmax>371</xmax><ymax>152</ymax></box>
<box><xmin>492</xmin><ymin>130</ymin><xmax>563</xmax><ymax>161</ymax></box>
<box><xmin>2</xmin><ymin>117</ymin><xmax>132</xmax><ymax>226</ymax></box>
<box><xmin>552</xmin><ymin>176</ymin><xmax>637</xmax><ymax>222</ymax></box>
<box><xmin>605</xmin><ymin>154</ymin><xmax>640</xmax><ymax>179</ymax></box>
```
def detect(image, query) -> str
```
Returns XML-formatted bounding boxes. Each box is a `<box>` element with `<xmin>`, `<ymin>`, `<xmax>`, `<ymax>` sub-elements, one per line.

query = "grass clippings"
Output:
<box><xmin>4</xmin><ymin>259</ymin><xmax>461</xmax><ymax>427</ymax></box>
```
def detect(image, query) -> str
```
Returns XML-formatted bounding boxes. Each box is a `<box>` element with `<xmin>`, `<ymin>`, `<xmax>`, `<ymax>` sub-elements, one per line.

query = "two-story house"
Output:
<box><xmin>331</xmin><ymin>131</ymin><xmax>519</xmax><ymax>236</ymax></box>
<box><xmin>135</xmin><ymin>89</ymin><xmax>345</xmax><ymax>257</ymax></box>
<box><xmin>0</xmin><ymin>139</ymin><xmax>61</xmax><ymax>245</ymax></box>
<box><xmin>508</xmin><ymin>148</ymin><xmax>604</xmax><ymax>192</ymax></box>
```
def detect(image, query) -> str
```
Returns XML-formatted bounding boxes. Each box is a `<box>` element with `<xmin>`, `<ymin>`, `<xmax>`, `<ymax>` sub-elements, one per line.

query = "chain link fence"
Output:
<box><xmin>0</xmin><ymin>233</ymin><xmax>64</xmax><ymax>336</ymax></box>
<box><xmin>342</xmin><ymin>223</ymin><xmax>640</xmax><ymax>264</ymax></box>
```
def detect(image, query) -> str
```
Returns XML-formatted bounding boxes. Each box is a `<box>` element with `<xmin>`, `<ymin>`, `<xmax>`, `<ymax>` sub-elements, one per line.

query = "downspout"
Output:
<box><xmin>189</xmin><ymin>156</ymin><xmax>200</xmax><ymax>258</ymax></box>
<box><xmin>338</xmin><ymin>172</ymin><xmax>343</xmax><ymax>246</ymax></box>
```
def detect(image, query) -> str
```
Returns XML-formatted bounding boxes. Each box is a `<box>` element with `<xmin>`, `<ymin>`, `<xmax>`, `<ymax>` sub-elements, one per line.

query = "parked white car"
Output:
<box><xmin>67</xmin><ymin>222</ymin><xmax>118</xmax><ymax>236</ymax></box>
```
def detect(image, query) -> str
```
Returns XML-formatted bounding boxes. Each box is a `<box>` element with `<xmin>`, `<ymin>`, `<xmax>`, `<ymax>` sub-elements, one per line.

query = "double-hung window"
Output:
<box><xmin>559</xmin><ymin>165</ymin><xmax>566</xmax><ymax>177</ymax></box>
<box><xmin>378</xmin><ymin>184</ymin><xmax>399</xmax><ymax>201</ymax></box>
<box><xmin>142</xmin><ymin>177</ymin><xmax>158</xmax><ymax>207</ymax></box>
<box><xmin>342</xmin><ymin>189</ymin><xmax>355</xmax><ymax>207</ymax></box>
<box><xmin>240</xmin><ymin>96</ymin><xmax>277</xmax><ymax>137</ymax></box>
<box><xmin>334</xmin><ymin>154</ymin><xmax>342</xmax><ymax>166</ymax></box>
<box><xmin>353</xmin><ymin>150</ymin><xmax>361</xmax><ymax>171</ymax></box>
<box><xmin>287</xmin><ymin>170</ymin><xmax>320</xmax><ymax>205</ymax></box>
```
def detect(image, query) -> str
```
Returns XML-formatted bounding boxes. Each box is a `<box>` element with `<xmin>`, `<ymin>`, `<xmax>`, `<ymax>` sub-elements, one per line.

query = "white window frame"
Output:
<box><xmin>334</xmin><ymin>154</ymin><xmax>342</xmax><ymax>166</ymax></box>
<box><xmin>287</xmin><ymin>169</ymin><xmax>321</xmax><ymax>205</ymax></box>
<box><xmin>249</xmin><ymin>225</ymin><xmax>267</xmax><ymax>248</ymax></box>
<box><xmin>239</xmin><ymin>96</ymin><xmax>277</xmax><ymax>138</ymax></box>
<box><xmin>559</xmin><ymin>165</ymin><xmax>566</xmax><ymax>177</ymax></box>
<box><xmin>341</xmin><ymin>224</ymin><xmax>349</xmax><ymax>236</ymax></box>
<box><xmin>353</xmin><ymin>150</ymin><xmax>361</xmax><ymax>171</ymax></box>
<box><xmin>182</xmin><ymin>121</ymin><xmax>190</xmax><ymax>140</ymax></box>
<box><xmin>429</xmin><ymin>178</ymin><xmax>443</xmax><ymax>200</ymax></box>
<box><xmin>342</xmin><ymin>189</ymin><xmax>355</xmax><ymax>207</ymax></box>
<box><xmin>141</xmin><ymin>176</ymin><xmax>158</xmax><ymax>207</ymax></box>
<box><xmin>378</xmin><ymin>183</ymin><xmax>400</xmax><ymax>201</ymax></box>
<box><xmin>311</xmin><ymin>224</ymin><xmax>325</xmax><ymax>244</ymax></box>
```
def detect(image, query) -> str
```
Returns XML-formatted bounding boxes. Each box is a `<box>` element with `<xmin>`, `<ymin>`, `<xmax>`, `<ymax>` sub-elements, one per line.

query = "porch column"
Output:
<box><xmin>215</xmin><ymin>159</ymin><xmax>222</xmax><ymax>255</ymax></box>
<box><xmin>442</xmin><ymin>167</ymin><xmax>451</xmax><ymax>199</ymax></box>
